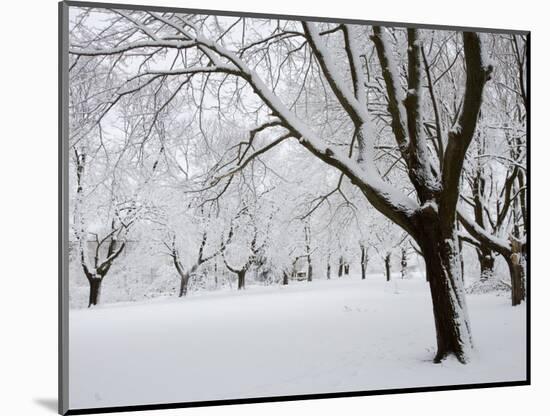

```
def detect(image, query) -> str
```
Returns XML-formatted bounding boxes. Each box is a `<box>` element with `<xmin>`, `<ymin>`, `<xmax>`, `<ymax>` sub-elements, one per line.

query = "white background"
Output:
<box><xmin>0</xmin><ymin>0</ymin><xmax>547</xmax><ymax>415</ymax></box>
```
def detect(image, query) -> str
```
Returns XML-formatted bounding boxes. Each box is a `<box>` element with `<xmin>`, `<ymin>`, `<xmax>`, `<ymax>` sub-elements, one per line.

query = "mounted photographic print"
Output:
<box><xmin>58</xmin><ymin>1</ymin><xmax>530</xmax><ymax>414</ymax></box>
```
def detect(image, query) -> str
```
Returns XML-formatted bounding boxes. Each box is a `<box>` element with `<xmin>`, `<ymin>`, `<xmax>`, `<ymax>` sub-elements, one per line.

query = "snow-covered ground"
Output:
<box><xmin>69</xmin><ymin>275</ymin><xmax>527</xmax><ymax>410</ymax></box>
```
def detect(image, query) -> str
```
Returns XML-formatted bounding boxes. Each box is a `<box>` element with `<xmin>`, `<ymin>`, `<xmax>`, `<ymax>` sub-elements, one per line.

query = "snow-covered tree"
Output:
<box><xmin>67</xmin><ymin>10</ymin><xmax>526</xmax><ymax>364</ymax></box>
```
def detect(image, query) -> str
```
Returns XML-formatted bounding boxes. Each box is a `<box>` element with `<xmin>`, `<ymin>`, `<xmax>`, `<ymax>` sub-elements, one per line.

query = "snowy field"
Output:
<box><xmin>69</xmin><ymin>275</ymin><xmax>527</xmax><ymax>410</ymax></box>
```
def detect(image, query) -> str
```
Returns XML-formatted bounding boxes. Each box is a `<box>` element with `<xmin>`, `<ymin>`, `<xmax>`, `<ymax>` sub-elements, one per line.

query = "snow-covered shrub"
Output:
<box><xmin>466</xmin><ymin>278</ymin><xmax>511</xmax><ymax>295</ymax></box>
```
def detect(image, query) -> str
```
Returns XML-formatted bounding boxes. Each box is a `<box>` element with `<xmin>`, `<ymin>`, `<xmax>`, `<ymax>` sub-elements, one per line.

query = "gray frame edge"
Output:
<box><xmin>59</xmin><ymin>1</ymin><xmax>70</xmax><ymax>415</ymax></box>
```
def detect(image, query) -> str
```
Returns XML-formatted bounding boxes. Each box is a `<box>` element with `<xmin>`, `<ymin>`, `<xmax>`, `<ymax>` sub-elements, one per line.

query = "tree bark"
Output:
<box><xmin>326</xmin><ymin>260</ymin><xmax>331</xmax><ymax>280</ymax></box>
<box><xmin>360</xmin><ymin>245</ymin><xmax>368</xmax><ymax>280</ymax></box>
<box><xmin>507</xmin><ymin>240</ymin><xmax>526</xmax><ymax>306</ymax></box>
<box><xmin>509</xmin><ymin>259</ymin><xmax>525</xmax><ymax>306</ymax></box>
<box><xmin>477</xmin><ymin>248</ymin><xmax>495</xmax><ymax>280</ymax></box>
<box><xmin>178</xmin><ymin>273</ymin><xmax>190</xmax><ymax>297</ymax></box>
<box><xmin>458</xmin><ymin>234</ymin><xmax>465</xmax><ymax>283</ymax></box>
<box><xmin>418</xmin><ymin>220</ymin><xmax>473</xmax><ymax>364</ymax></box>
<box><xmin>304</xmin><ymin>224</ymin><xmax>313</xmax><ymax>282</ymax></box>
<box><xmin>238</xmin><ymin>270</ymin><xmax>246</xmax><ymax>290</ymax></box>
<box><xmin>88</xmin><ymin>277</ymin><xmax>102</xmax><ymax>307</ymax></box>
<box><xmin>401</xmin><ymin>248</ymin><xmax>408</xmax><ymax>279</ymax></box>
<box><xmin>282</xmin><ymin>270</ymin><xmax>289</xmax><ymax>285</ymax></box>
<box><xmin>385</xmin><ymin>253</ymin><xmax>391</xmax><ymax>282</ymax></box>
<box><xmin>338</xmin><ymin>256</ymin><xmax>344</xmax><ymax>277</ymax></box>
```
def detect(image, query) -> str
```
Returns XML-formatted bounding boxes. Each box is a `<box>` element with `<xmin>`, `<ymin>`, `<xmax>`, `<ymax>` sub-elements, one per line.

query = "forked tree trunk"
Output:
<box><xmin>88</xmin><ymin>277</ymin><xmax>102</xmax><ymax>307</ymax></box>
<box><xmin>419</xmin><ymin>226</ymin><xmax>473</xmax><ymax>364</ymax></box>
<box><xmin>384</xmin><ymin>254</ymin><xmax>391</xmax><ymax>282</ymax></box>
<box><xmin>344</xmin><ymin>264</ymin><xmax>349</xmax><ymax>275</ymax></box>
<box><xmin>237</xmin><ymin>270</ymin><xmax>246</xmax><ymax>290</ymax></box>
<box><xmin>178</xmin><ymin>263</ymin><xmax>199</xmax><ymax>297</ymax></box>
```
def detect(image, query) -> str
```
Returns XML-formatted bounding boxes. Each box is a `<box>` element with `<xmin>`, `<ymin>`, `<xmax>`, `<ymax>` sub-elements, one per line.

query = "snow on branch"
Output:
<box><xmin>214</xmin><ymin>132</ymin><xmax>294</xmax><ymax>183</ymax></box>
<box><xmin>302</xmin><ymin>22</ymin><xmax>369</xmax><ymax>127</ymax></box>
<box><xmin>457</xmin><ymin>208</ymin><xmax>511</xmax><ymax>254</ymax></box>
<box><xmin>69</xmin><ymin>39</ymin><xmax>198</xmax><ymax>56</ymax></box>
<box><xmin>371</xmin><ymin>27</ymin><xmax>409</xmax><ymax>156</ymax></box>
<box><xmin>441</xmin><ymin>32</ymin><xmax>493</xmax><ymax>227</ymax></box>
<box><xmin>72</xmin><ymin>13</ymin><xmax>421</xmax><ymax>237</ymax></box>
<box><xmin>342</xmin><ymin>24</ymin><xmax>367</xmax><ymax>108</ymax></box>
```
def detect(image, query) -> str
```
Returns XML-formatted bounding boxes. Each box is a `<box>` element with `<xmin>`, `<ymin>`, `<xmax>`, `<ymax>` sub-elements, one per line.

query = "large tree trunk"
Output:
<box><xmin>282</xmin><ymin>270</ymin><xmax>289</xmax><ymax>285</ymax></box>
<box><xmin>238</xmin><ymin>270</ymin><xmax>246</xmax><ymax>290</ymax></box>
<box><xmin>88</xmin><ymin>277</ymin><xmax>102</xmax><ymax>307</ymax></box>
<box><xmin>326</xmin><ymin>260</ymin><xmax>331</xmax><ymax>280</ymax></box>
<box><xmin>419</xmin><ymin>225</ymin><xmax>473</xmax><ymax>364</ymax></box>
